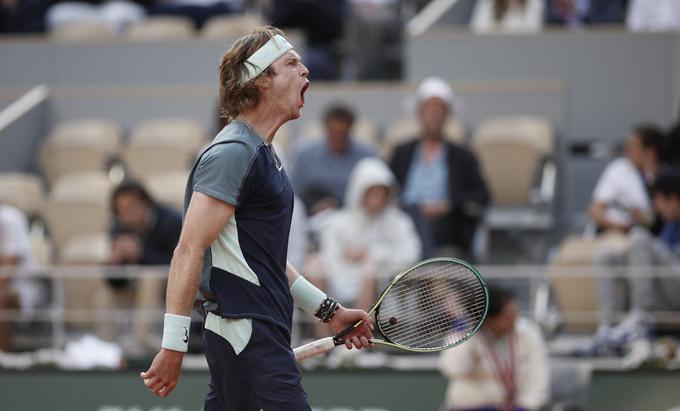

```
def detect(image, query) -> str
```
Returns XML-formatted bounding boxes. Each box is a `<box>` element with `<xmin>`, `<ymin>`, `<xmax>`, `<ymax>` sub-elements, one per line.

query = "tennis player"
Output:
<box><xmin>140</xmin><ymin>27</ymin><xmax>374</xmax><ymax>410</ymax></box>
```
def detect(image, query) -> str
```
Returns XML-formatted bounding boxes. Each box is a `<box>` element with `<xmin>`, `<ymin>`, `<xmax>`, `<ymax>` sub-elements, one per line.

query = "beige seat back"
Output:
<box><xmin>126</xmin><ymin>16</ymin><xmax>195</xmax><ymax>41</ymax></box>
<box><xmin>59</xmin><ymin>232</ymin><xmax>111</xmax><ymax>264</ymax></box>
<box><xmin>143</xmin><ymin>170</ymin><xmax>189</xmax><ymax>212</ymax></box>
<box><xmin>50</xmin><ymin>22</ymin><xmax>116</xmax><ymax>42</ymax></box>
<box><xmin>201</xmin><ymin>14</ymin><xmax>264</xmax><ymax>39</ymax></box>
<box><xmin>548</xmin><ymin>234</ymin><xmax>626</xmax><ymax>333</ymax></box>
<box><xmin>43</xmin><ymin>172</ymin><xmax>112</xmax><ymax>248</ymax></box>
<box><xmin>129</xmin><ymin>118</ymin><xmax>206</xmax><ymax>153</ymax></box>
<box><xmin>0</xmin><ymin>173</ymin><xmax>44</xmax><ymax>216</ymax></box>
<box><xmin>48</xmin><ymin>119</ymin><xmax>122</xmax><ymax>154</ymax></box>
<box><xmin>123</xmin><ymin>144</ymin><xmax>195</xmax><ymax>179</ymax></box>
<box><xmin>473</xmin><ymin>116</ymin><xmax>553</xmax><ymax>207</ymax></box>
<box><xmin>40</xmin><ymin>144</ymin><xmax>110</xmax><ymax>185</ymax></box>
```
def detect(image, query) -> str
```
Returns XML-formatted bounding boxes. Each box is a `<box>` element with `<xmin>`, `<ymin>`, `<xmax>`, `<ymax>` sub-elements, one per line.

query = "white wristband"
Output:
<box><xmin>161</xmin><ymin>313</ymin><xmax>191</xmax><ymax>353</ymax></box>
<box><xmin>290</xmin><ymin>276</ymin><xmax>327</xmax><ymax>315</ymax></box>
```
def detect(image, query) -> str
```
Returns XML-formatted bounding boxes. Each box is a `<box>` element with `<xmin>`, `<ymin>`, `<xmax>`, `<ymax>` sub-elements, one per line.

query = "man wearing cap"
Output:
<box><xmin>140</xmin><ymin>27</ymin><xmax>373</xmax><ymax>410</ymax></box>
<box><xmin>388</xmin><ymin>77</ymin><xmax>490</xmax><ymax>259</ymax></box>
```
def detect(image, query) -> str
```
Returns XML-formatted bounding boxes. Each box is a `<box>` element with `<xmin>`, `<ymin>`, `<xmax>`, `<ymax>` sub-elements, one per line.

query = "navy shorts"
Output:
<box><xmin>203</xmin><ymin>318</ymin><xmax>311</xmax><ymax>411</ymax></box>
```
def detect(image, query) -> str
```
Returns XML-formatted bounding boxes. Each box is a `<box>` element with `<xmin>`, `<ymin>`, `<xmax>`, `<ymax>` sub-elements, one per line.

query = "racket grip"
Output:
<box><xmin>293</xmin><ymin>337</ymin><xmax>336</xmax><ymax>362</ymax></box>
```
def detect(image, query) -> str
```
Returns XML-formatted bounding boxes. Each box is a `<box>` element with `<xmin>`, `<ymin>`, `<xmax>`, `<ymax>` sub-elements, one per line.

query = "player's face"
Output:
<box><xmin>269</xmin><ymin>50</ymin><xmax>309</xmax><ymax>120</ymax></box>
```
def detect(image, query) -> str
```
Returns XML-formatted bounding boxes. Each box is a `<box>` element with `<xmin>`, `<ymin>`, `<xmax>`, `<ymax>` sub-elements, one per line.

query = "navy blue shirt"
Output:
<box><xmin>185</xmin><ymin>120</ymin><xmax>295</xmax><ymax>333</ymax></box>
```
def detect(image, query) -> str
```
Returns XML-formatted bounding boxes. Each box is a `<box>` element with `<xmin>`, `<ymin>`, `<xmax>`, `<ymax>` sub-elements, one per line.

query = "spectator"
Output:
<box><xmin>470</xmin><ymin>0</ymin><xmax>544</xmax><ymax>33</ymax></box>
<box><xmin>291</xmin><ymin>103</ymin><xmax>376</xmax><ymax>216</ymax></box>
<box><xmin>46</xmin><ymin>0</ymin><xmax>148</xmax><ymax>34</ymax></box>
<box><xmin>592</xmin><ymin>170</ymin><xmax>680</xmax><ymax>354</ymax></box>
<box><xmin>626</xmin><ymin>0</ymin><xmax>680</xmax><ymax>32</ymax></box>
<box><xmin>546</xmin><ymin>0</ymin><xmax>628</xmax><ymax>27</ymax></box>
<box><xmin>389</xmin><ymin>77</ymin><xmax>489</xmax><ymax>259</ymax></box>
<box><xmin>0</xmin><ymin>0</ymin><xmax>50</xmax><ymax>33</ymax></box>
<box><xmin>669</xmin><ymin>116</ymin><xmax>680</xmax><ymax>167</ymax></box>
<box><xmin>150</xmin><ymin>0</ymin><xmax>242</xmax><ymax>29</ymax></box>
<box><xmin>108</xmin><ymin>181</ymin><xmax>181</xmax><ymax>268</ymax></box>
<box><xmin>439</xmin><ymin>285</ymin><xmax>549</xmax><ymax>411</ymax></box>
<box><xmin>319</xmin><ymin>157</ymin><xmax>421</xmax><ymax>311</ymax></box>
<box><xmin>588</xmin><ymin>125</ymin><xmax>664</xmax><ymax>235</ymax></box>
<box><xmin>96</xmin><ymin>181</ymin><xmax>182</xmax><ymax>345</ymax></box>
<box><xmin>0</xmin><ymin>203</ymin><xmax>37</xmax><ymax>351</ymax></box>
<box><xmin>269</xmin><ymin>0</ymin><xmax>346</xmax><ymax>80</ymax></box>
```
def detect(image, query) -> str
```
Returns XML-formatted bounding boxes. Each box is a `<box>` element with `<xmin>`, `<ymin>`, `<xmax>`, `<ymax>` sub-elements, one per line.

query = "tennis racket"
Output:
<box><xmin>293</xmin><ymin>257</ymin><xmax>488</xmax><ymax>362</ymax></box>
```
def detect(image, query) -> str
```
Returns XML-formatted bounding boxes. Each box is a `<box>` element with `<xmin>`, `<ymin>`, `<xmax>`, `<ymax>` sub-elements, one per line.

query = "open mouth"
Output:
<box><xmin>300</xmin><ymin>82</ymin><xmax>309</xmax><ymax>106</ymax></box>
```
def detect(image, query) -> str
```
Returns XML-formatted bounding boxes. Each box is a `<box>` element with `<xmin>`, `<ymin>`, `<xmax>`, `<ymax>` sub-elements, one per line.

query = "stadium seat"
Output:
<box><xmin>39</xmin><ymin>119</ymin><xmax>122</xmax><ymax>185</ymax></box>
<box><xmin>201</xmin><ymin>14</ymin><xmax>265</xmax><ymax>39</ymax></box>
<box><xmin>472</xmin><ymin>116</ymin><xmax>554</xmax><ymax>207</ymax></box>
<box><xmin>125</xmin><ymin>16</ymin><xmax>195</xmax><ymax>42</ymax></box>
<box><xmin>42</xmin><ymin>172</ymin><xmax>112</xmax><ymax>254</ymax></box>
<box><xmin>48</xmin><ymin>118</ymin><xmax>122</xmax><ymax>154</ymax></box>
<box><xmin>0</xmin><ymin>173</ymin><xmax>44</xmax><ymax>217</ymax></box>
<box><xmin>123</xmin><ymin>118</ymin><xmax>206</xmax><ymax>178</ymax></box>
<box><xmin>382</xmin><ymin>117</ymin><xmax>465</xmax><ymax>158</ymax></box>
<box><xmin>142</xmin><ymin>170</ymin><xmax>189</xmax><ymax>212</ymax></box>
<box><xmin>129</xmin><ymin>118</ymin><xmax>205</xmax><ymax>153</ymax></box>
<box><xmin>49</xmin><ymin>22</ymin><xmax>116</xmax><ymax>42</ymax></box>
<box><xmin>58</xmin><ymin>232</ymin><xmax>111</xmax><ymax>264</ymax></box>
<box><xmin>298</xmin><ymin>118</ymin><xmax>380</xmax><ymax>150</ymax></box>
<box><xmin>547</xmin><ymin>235</ymin><xmax>627</xmax><ymax>333</ymax></box>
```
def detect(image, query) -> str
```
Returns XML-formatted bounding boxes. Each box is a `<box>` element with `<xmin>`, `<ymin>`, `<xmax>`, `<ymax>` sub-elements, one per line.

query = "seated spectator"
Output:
<box><xmin>268</xmin><ymin>0</ymin><xmax>346</xmax><ymax>80</ymax></box>
<box><xmin>0</xmin><ymin>0</ymin><xmax>50</xmax><ymax>33</ymax></box>
<box><xmin>546</xmin><ymin>0</ymin><xmax>628</xmax><ymax>27</ymax></box>
<box><xmin>318</xmin><ymin>157</ymin><xmax>421</xmax><ymax>311</ymax></box>
<box><xmin>592</xmin><ymin>170</ymin><xmax>680</xmax><ymax>354</ymax></box>
<box><xmin>291</xmin><ymin>103</ymin><xmax>376</xmax><ymax>216</ymax></box>
<box><xmin>0</xmin><ymin>203</ymin><xmax>40</xmax><ymax>352</ymax></box>
<box><xmin>96</xmin><ymin>181</ymin><xmax>182</xmax><ymax>345</ymax></box>
<box><xmin>150</xmin><ymin>0</ymin><xmax>241</xmax><ymax>29</ymax></box>
<box><xmin>588</xmin><ymin>125</ymin><xmax>664</xmax><ymax>235</ymax></box>
<box><xmin>626</xmin><ymin>0</ymin><xmax>680</xmax><ymax>32</ymax></box>
<box><xmin>46</xmin><ymin>0</ymin><xmax>148</xmax><ymax>34</ymax></box>
<box><xmin>439</xmin><ymin>285</ymin><xmax>549</xmax><ymax>411</ymax></box>
<box><xmin>470</xmin><ymin>0</ymin><xmax>544</xmax><ymax>33</ymax></box>
<box><xmin>667</xmin><ymin>106</ymin><xmax>680</xmax><ymax>166</ymax></box>
<box><xmin>109</xmin><ymin>181</ymin><xmax>181</xmax><ymax>268</ymax></box>
<box><xmin>389</xmin><ymin>77</ymin><xmax>489</xmax><ymax>259</ymax></box>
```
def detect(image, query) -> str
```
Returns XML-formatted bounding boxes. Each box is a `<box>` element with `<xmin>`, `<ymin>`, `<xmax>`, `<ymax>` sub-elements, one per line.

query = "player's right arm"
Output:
<box><xmin>140</xmin><ymin>191</ymin><xmax>234</xmax><ymax>398</ymax></box>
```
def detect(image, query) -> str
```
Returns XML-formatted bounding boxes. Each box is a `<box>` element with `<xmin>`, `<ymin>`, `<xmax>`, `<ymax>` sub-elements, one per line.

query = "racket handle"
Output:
<box><xmin>293</xmin><ymin>337</ymin><xmax>337</xmax><ymax>362</ymax></box>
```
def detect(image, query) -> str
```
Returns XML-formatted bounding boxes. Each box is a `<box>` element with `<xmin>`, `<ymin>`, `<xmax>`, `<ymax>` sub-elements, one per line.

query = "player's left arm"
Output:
<box><xmin>286</xmin><ymin>261</ymin><xmax>374</xmax><ymax>349</ymax></box>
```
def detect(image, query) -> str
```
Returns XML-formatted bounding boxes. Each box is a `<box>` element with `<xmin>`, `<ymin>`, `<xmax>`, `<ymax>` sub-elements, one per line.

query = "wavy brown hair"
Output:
<box><xmin>218</xmin><ymin>26</ymin><xmax>285</xmax><ymax>123</ymax></box>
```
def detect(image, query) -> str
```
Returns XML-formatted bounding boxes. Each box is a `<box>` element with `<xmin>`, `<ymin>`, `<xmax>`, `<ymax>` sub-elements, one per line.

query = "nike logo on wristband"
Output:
<box><xmin>183</xmin><ymin>327</ymin><xmax>189</xmax><ymax>343</ymax></box>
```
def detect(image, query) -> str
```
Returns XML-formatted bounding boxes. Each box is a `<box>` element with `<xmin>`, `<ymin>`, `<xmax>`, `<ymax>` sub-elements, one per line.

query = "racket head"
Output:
<box><xmin>372</xmin><ymin>257</ymin><xmax>488</xmax><ymax>352</ymax></box>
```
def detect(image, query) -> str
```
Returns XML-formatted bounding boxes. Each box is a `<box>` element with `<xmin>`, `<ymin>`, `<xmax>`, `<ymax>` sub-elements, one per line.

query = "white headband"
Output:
<box><xmin>241</xmin><ymin>34</ymin><xmax>293</xmax><ymax>84</ymax></box>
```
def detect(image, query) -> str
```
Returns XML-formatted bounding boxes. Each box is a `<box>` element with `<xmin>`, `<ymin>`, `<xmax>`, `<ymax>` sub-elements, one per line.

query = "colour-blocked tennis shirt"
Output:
<box><xmin>185</xmin><ymin>120</ymin><xmax>295</xmax><ymax>333</ymax></box>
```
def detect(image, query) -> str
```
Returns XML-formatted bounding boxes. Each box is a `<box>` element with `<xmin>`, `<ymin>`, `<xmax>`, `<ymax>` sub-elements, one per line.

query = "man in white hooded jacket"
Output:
<box><xmin>319</xmin><ymin>157</ymin><xmax>422</xmax><ymax>310</ymax></box>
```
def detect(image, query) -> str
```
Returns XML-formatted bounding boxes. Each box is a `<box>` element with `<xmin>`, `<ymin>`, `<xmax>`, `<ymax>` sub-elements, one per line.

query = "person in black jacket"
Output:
<box><xmin>109</xmin><ymin>181</ymin><xmax>181</xmax><ymax>270</ymax></box>
<box><xmin>96</xmin><ymin>181</ymin><xmax>183</xmax><ymax>346</ymax></box>
<box><xmin>389</xmin><ymin>78</ymin><xmax>490</xmax><ymax>259</ymax></box>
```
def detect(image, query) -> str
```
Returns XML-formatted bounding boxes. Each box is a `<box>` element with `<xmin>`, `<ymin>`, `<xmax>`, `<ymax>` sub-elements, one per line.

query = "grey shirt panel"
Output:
<box><xmin>191</xmin><ymin>121</ymin><xmax>265</xmax><ymax>207</ymax></box>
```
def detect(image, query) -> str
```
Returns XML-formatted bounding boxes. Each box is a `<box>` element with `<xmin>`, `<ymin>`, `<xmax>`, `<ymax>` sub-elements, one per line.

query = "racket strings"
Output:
<box><xmin>376</xmin><ymin>261</ymin><xmax>486</xmax><ymax>349</ymax></box>
<box><xmin>381</xmin><ymin>283</ymin><xmax>485</xmax><ymax>347</ymax></box>
<box><xmin>379</xmin><ymin>276</ymin><xmax>485</xmax><ymax>348</ymax></box>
